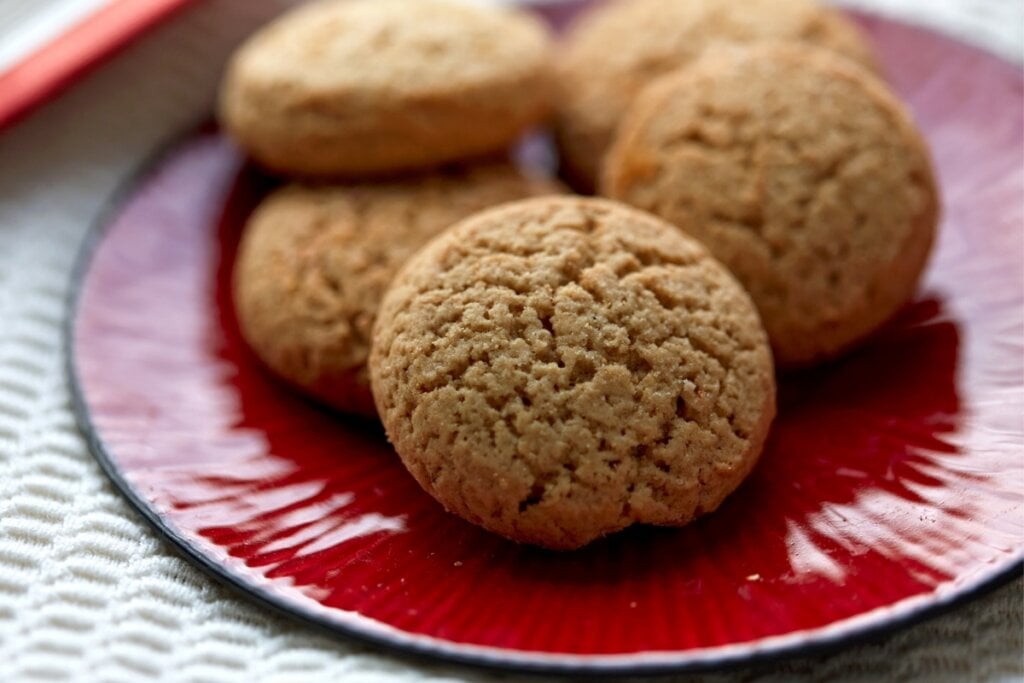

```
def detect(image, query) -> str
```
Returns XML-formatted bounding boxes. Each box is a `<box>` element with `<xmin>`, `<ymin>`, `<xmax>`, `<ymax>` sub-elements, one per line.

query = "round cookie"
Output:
<box><xmin>603</xmin><ymin>44</ymin><xmax>939</xmax><ymax>367</ymax></box>
<box><xmin>233</xmin><ymin>163</ymin><xmax>560</xmax><ymax>416</ymax></box>
<box><xmin>370</xmin><ymin>197</ymin><xmax>776</xmax><ymax>549</ymax></box>
<box><xmin>219</xmin><ymin>0</ymin><xmax>553</xmax><ymax>177</ymax></box>
<box><xmin>554</xmin><ymin>0</ymin><xmax>878</xmax><ymax>191</ymax></box>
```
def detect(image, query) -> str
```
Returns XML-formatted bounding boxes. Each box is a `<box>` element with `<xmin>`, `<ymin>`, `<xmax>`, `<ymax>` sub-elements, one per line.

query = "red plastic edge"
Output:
<box><xmin>0</xmin><ymin>0</ymin><xmax>198</xmax><ymax>132</ymax></box>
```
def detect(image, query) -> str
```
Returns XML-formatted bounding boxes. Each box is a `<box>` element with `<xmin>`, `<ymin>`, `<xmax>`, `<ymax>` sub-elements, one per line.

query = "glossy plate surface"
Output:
<box><xmin>69</xmin><ymin>7</ymin><xmax>1024</xmax><ymax>675</ymax></box>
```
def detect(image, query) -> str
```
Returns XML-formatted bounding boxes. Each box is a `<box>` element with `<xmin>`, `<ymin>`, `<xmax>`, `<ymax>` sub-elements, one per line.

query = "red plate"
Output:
<box><xmin>69</xmin><ymin>6</ymin><xmax>1023</xmax><ymax>675</ymax></box>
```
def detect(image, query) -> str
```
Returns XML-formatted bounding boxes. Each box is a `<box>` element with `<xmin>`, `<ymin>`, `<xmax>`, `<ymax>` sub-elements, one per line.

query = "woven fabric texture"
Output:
<box><xmin>0</xmin><ymin>1</ymin><xmax>1020</xmax><ymax>681</ymax></box>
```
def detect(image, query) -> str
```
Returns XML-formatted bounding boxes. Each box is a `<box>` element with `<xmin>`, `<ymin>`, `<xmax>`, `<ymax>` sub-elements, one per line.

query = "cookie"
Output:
<box><xmin>233</xmin><ymin>163</ymin><xmax>560</xmax><ymax>416</ymax></box>
<box><xmin>554</xmin><ymin>0</ymin><xmax>878</xmax><ymax>191</ymax></box>
<box><xmin>370</xmin><ymin>197</ymin><xmax>776</xmax><ymax>549</ymax></box>
<box><xmin>219</xmin><ymin>0</ymin><xmax>554</xmax><ymax>177</ymax></box>
<box><xmin>603</xmin><ymin>44</ymin><xmax>939</xmax><ymax>367</ymax></box>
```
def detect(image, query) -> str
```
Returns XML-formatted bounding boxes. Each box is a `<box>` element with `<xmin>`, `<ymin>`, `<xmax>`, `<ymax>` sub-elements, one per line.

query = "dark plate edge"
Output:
<box><xmin>62</xmin><ymin>20</ymin><xmax>1024</xmax><ymax>680</ymax></box>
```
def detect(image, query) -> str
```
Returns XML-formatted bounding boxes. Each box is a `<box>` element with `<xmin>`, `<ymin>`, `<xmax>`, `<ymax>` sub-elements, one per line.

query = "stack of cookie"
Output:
<box><xmin>220</xmin><ymin>0</ymin><xmax>938</xmax><ymax>550</ymax></box>
<box><xmin>224</xmin><ymin>0</ymin><xmax>561</xmax><ymax>414</ymax></box>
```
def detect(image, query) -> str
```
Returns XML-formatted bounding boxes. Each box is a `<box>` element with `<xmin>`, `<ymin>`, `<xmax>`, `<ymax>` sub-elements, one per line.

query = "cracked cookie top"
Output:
<box><xmin>603</xmin><ymin>43</ymin><xmax>938</xmax><ymax>367</ymax></box>
<box><xmin>553</xmin><ymin>0</ymin><xmax>878</xmax><ymax>191</ymax></box>
<box><xmin>233</xmin><ymin>163</ymin><xmax>560</xmax><ymax>416</ymax></box>
<box><xmin>369</xmin><ymin>196</ymin><xmax>776</xmax><ymax>549</ymax></box>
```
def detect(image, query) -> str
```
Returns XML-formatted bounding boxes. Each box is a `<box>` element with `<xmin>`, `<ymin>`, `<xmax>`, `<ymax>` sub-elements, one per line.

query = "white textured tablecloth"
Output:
<box><xmin>0</xmin><ymin>1</ymin><xmax>1020</xmax><ymax>681</ymax></box>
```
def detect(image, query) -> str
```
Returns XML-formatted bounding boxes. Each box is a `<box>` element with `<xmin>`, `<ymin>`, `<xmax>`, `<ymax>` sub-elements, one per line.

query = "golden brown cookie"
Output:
<box><xmin>603</xmin><ymin>44</ymin><xmax>939</xmax><ymax>367</ymax></box>
<box><xmin>219</xmin><ymin>0</ymin><xmax>554</xmax><ymax>177</ymax></box>
<box><xmin>233</xmin><ymin>163</ymin><xmax>560</xmax><ymax>416</ymax></box>
<box><xmin>370</xmin><ymin>197</ymin><xmax>776</xmax><ymax>549</ymax></box>
<box><xmin>555</xmin><ymin>0</ymin><xmax>878</xmax><ymax>191</ymax></box>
